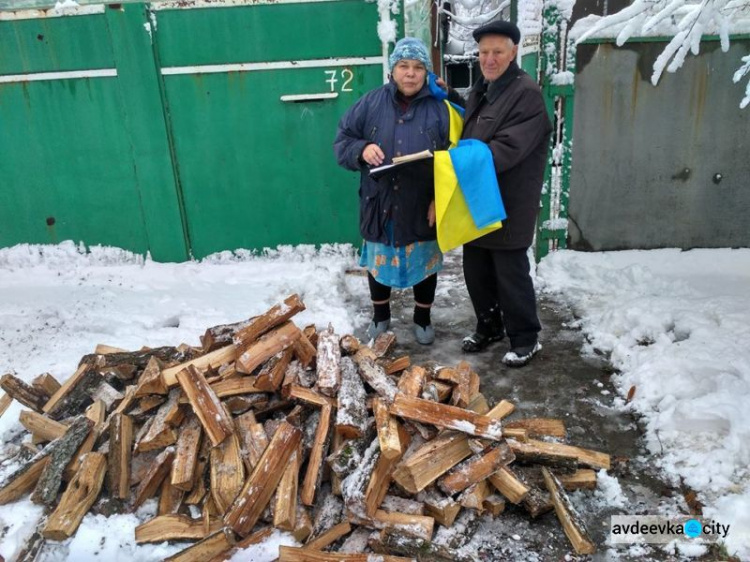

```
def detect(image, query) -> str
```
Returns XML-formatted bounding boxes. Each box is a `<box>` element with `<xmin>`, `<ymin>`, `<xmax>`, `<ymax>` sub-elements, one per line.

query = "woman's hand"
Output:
<box><xmin>362</xmin><ymin>143</ymin><xmax>385</xmax><ymax>166</ymax></box>
<box><xmin>428</xmin><ymin>200</ymin><xmax>436</xmax><ymax>227</ymax></box>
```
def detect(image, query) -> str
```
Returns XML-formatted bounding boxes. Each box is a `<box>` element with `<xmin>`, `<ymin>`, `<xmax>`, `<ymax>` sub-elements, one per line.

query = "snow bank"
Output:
<box><xmin>537</xmin><ymin>248</ymin><xmax>750</xmax><ymax>559</ymax></box>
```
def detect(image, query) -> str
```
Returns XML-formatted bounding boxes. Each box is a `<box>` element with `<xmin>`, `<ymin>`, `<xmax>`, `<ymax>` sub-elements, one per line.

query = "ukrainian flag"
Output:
<box><xmin>434</xmin><ymin>101</ymin><xmax>506</xmax><ymax>253</ymax></box>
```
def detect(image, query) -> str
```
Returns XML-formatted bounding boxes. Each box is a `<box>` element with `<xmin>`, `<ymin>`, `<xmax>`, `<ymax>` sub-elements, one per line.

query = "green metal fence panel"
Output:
<box><xmin>0</xmin><ymin>10</ymin><xmax>113</xmax><ymax>74</ymax></box>
<box><xmin>0</xmin><ymin>11</ymin><xmax>155</xmax><ymax>254</ymax></box>
<box><xmin>104</xmin><ymin>4</ymin><xmax>189</xmax><ymax>261</ymax></box>
<box><xmin>1</xmin><ymin>0</ymin><xmax>390</xmax><ymax>260</ymax></box>
<box><xmin>151</xmin><ymin>0</ymin><xmax>385</xmax><ymax>259</ymax></box>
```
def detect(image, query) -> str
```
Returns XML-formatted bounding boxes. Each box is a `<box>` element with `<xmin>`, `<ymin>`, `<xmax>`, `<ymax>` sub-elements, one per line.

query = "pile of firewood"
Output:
<box><xmin>0</xmin><ymin>294</ymin><xmax>609</xmax><ymax>562</ymax></box>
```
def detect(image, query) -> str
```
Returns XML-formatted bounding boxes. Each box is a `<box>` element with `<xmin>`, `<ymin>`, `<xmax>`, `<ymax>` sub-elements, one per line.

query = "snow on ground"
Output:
<box><xmin>537</xmin><ymin>248</ymin><xmax>750</xmax><ymax>560</ymax></box>
<box><xmin>2</xmin><ymin>242</ymin><xmax>749</xmax><ymax>559</ymax></box>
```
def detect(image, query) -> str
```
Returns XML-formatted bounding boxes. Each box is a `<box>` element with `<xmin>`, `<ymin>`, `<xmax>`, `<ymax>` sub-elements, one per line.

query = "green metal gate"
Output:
<box><xmin>0</xmin><ymin>0</ymin><xmax>391</xmax><ymax>261</ymax></box>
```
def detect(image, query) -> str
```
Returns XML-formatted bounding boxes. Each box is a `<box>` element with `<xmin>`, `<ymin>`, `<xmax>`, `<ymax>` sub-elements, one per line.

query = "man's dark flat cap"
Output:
<box><xmin>472</xmin><ymin>20</ymin><xmax>521</xmax><ymax>44</ymax></box>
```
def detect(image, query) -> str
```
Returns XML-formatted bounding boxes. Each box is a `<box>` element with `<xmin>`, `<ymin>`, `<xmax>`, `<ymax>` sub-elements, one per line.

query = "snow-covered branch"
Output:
<box><xmin>570</xmin><ymin>0</ymin><xmax>750</xmax><ymax>108</ymax></box>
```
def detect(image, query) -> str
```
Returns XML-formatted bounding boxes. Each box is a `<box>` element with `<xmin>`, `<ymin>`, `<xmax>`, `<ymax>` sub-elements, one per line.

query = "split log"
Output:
<box><xmin>421</xmin><ymin>490</ymin><xmax>461</xmax><ymax>527</ymax></box>
<box><xmin>451</xmin><ymin>362</ymin><xmax>472</xmax><ymax>408</ymax></box>
<box><xmin>421</xmin><ymin>380</ymin><xmax>453</xmax><ymax>403</ymax></box>
<box><xmin>438</xmin><ymin>441</ymin><xmax>515</xmax><ymax>495</ymax></box>
<box><xmin>108</xmin><ymin>413</ymin><xmax>133</xmax><ymax>500</ymax></box>
<box><xmin>32</xmin><ymin>415</ymin><xmax>94</xmax><ymax>505</ymax></box>
<box><xmin>488</xmin><ymin>466</ymin><xmax>530</xmax><ymax>504</ymax></box>
<box><xmin>364</xmin><ymin>422</ymin><xmax>410</xmax><ymax>517</ymax></box>
<box><xmin>397</xmin><ymin>366</ymin><xmax>426</xmax><ymax>398</ymax></box>
<box><xmin>162</xmin><ymin>345</ymin><xmax>238</xmax><ymax>388</ymax></box>
<box><xmin>371</xmin><ymin>332</ymin><xmax>396</xmax><ymax>358</ymax></box>
<box><xmin>391</xmin><ymin>398</ymin><xmax>510</xmax><ymax>494</ymax></box>
<box><xmin>64</xmin><ymin>399</ymin><xmax>107</xmax><ymax>481</ymax></box>
<box><xmin>340</xmin><ymin>439</ymin><xmax>380</xmax><ymax>517</ymax></box>
<box><xmin>201</xmin><ymin>318</ymin><xmax>254</xmax><ymax>352</ymax></box>
<box><xmin>255</xmin><ymin>349</ymin><xmax>294</xmax><ymax>391</ymax></box>
<box><xmin>375</xmin><ymin>529</ymin><xmax>474</xmax><ymax>562</ymax></box>
<box><xmin>373</xmin><ymin>398</ymin><xmax>402</xmax><ymax>461</ymax></box>
<box><xmin>514</xmin><ymin>466</ymin><xmax>599</xmax><ymax>491</ymax></box>
<box><xmin>137</xmin><ymin>388</ymin><xmax>181</xmax><ymax>452</ymax></box>
<box><xmin>542</xmin><ymin>467</ymin><xmax>596</xmax><ymax>555</ymax></box>
<box><xmin>236</xmin><ymin>321</ymin><xmax>302</xmax><ymax>375</ymax></box>
<box><xmin>483</xmin><ymin>494</ymin><xmax>506</xmax><ymax>516</ymax></box>
<box><xmin>273</xmin><ymin>447</ymin><xmax>300</xmax><ymax>531</ymax></box>
<box><xmin>234</xmin><ymin>411</ymin><xmax>268</xmax><ymax>472</ymax></box>
<box><xmin>294</xmin><ymin>505</ymin><xmax>314</xmax><ymax>542</ymax></box>
<box><xmin>43</xmin><ymin>364</ymin><xmax>100</xmax><ymax>419</ymax></box>
<box><xmin>135</xmin><ymin>356</ymin><xmax>168</xmax><ymax>397</ymax></box>
<box><xmin>504</xmin><ymin>417</ymin><xmax>566</xmax><ymax>438</ymax></box>
<box><xmin>279</xmin><ymin>547</ymin><xmax>412</xmax><ymax>562</ymax></box>
<box><xmin>210</xmin><ymin>433</ymin><xmax>245</xmax><ymax>514</ymax></box>
<box><xmin>560</xmin><ymin>469</ymin><xmax>598</xmax><ymax>490</ymax></box>
<box><xmin>339</xmin><ymin>335</ymin><xmax>360</xmax><ymax>356</ymax></box>
<box><xmin>1</xmin><ymin>374</ymin><xmax>49</xmax><ymax>412</ymax></box>
<box><xmin>172</xmin><ymin>414</ymin><xmax>203</xmax><ymax>490</ymax></box>
<box><xmin>232</xmin><ymin>294</ymin><xmax>306</xmax><ymax>349</ymax></box>
<box><xmin>209</xmin><ymin>376</ymin><xmax>265</xmax><ymax>398</ymax></box>
<box><xmin>0</xmin><ymin>456</ymin><xmax>50</xmax><ymax>505</ymax></box>
<box><xmin>94</xmin><ymin>344</ymin><xmax>128</xmax><ymax>354</ymax></box>
<box><xmin>308</xmin><ymin>493</ymin><xmax>344</xmax><ymax>540</ymax></box>
<box><xmin>19</xmin><ymin>410</ymin><xmax>67</xmax><ymax>443</ymax></box>
<box><xmin>133</xmin><ymin>447</ymin><xmax>175</xmax><ymax>509</ymax></box>
<box><xmin>91</xmin><ymin>381</ymin><xmax>124</xmax><ymax>410</ymax></box>
<box><xmin>389</xmin><ymin>395</ymin><xmax>504</xmax><ymax>440</ymax></box>
<box><xmin>185</xmin><ymin>438</ymin><xmax>211</xmax><ymax>505</ymax></box>
<box><xmin>159</xmin><ymin>478</ymin><xmax>185</xmax><ymax>515</ymax></box>
<box><xmin>288</xmin><ymin>385</ymin><xmax>336</xmax><ymax>408</ymax></box>
<box><xmin>31</xmin><ymin>373</ymin><xmax>61</xmax><ymax>398</ymax></box>
<box><xmin>0</xmin><ymin>393</ymin><xmax>12</xmax><ymax>418</ymax></box>
<box><xmin>225</xmin><ymin>420</ymin><xmax>302</xmax><ymax>536</ymax></box>
<box><xmin>509</xmin><ymin>438</ymin><xmax>610</xmax><ymax>470</ymax></box>
<box><xmin>177</xmin><ymin>365</ymin><xmax>234</xmax><ymax>447</ymax></box>
<box><xmin>210</xmin><ymin>527</ymin><xmax>275</xmax><ymax>562</ymax></box>
<box><xmin>458</xmin><ymin>480</ymin><xmax>491</xmax><ymax>512</ymax></box>
<box><xmin>355</xmin><ymin>358</ymin><xmax>398</xmax><ymax>403</ymax></box>
<box><xmin>327</xmin><ymin>419</ymin><xmax>375</xmax><ymax>479</ymax></box>
<box><xmin>316</xmin><ymin>326</ymin><xmax>342</xmax><ymax>397</ymax></box>
<box><xmin>42</xmin><ymin>452</ymin><xmax>106</xmax><ymax>540</ymax></box>
<box><xmin>81</xmin><ymin>346</ymin><xmax>189</xmax><ymax>372</ymax></box>
<box><xmin>305</xmin><ymin>521</ymin><xmax>351</xmax><ymax>550</ymax></box>
<box><xmin>434</xmin><ymin>509</ymin><xmax>481</xmax><ymax>551</ymax></box>
<box><xmin>164</xmin><ymin>527</ymin><xmax>236</xmax><ymax>562</ymax></box>
<box><xmin>382</xmin><ymin>356</ymin><xmax>411</xmax><ymax>376</ymax></box>
<box><xmin>335</xmin><ymin>357</ymin><xmax>368</xmax><ymax>439</ymax></box>
<box><xmin>347</xmin><ymin>509</ymin><xmax>435</xmax><ymax>542</ymax></box>
<box><xmin>521</xmin><ymin>482</ymin><xmax>554</xmax><ymax>518</ymax></box>
<box><xmin>292</xmin><ymin>331</ymin><xmax>317</xmax><ymax>369</ymax></box>
<box><xmin>301</xmin><ymin>405</ymin><xmax>333</xmax><ymax>506</ymax></box>
<box><xmin>135</xmin><ymin>514</ymin><xmax>223</xmax><ymax>543</ymax></box>
<box><xmin>224</xmin><ymin>394</ymin><xmax>267</xmax><ymax>415</ymax></box>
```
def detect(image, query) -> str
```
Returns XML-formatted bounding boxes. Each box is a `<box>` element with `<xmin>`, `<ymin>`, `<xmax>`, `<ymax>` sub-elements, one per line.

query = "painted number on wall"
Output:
<box><xmin>325</xmin><ymin>69</ymin><xmax>354</xmax><ymax>92</ymax></box>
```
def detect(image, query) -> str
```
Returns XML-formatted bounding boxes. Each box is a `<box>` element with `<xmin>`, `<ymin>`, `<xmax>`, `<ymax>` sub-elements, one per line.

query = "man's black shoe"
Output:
<box><xmin>462</xmin><ymin>331</ymin><xmax>504</xmax><ymax>353</ymax></box>
<box><xmin>502</xmin><ymin>342</ymin><xmax>542</xmax><ymax>367</ymax></box>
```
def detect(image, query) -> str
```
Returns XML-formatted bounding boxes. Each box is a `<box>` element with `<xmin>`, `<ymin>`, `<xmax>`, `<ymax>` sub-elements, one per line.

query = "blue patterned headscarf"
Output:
<box><xmin>388</xmin><ymin>37</ymin><xmax>432</xmax><ymax>72</ymax></box>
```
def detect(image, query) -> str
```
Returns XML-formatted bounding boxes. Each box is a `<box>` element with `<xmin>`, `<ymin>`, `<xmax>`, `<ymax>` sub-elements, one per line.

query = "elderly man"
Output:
<box><xmin>460</xmin><ymin>20</ymin><xmax>553</xmax><ymax>367</ymax></box>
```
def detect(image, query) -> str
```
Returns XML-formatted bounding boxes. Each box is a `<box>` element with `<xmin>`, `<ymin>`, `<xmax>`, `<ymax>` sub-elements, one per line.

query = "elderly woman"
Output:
<box><xmin>334</xmin><ymin>38</ymin><xmax>450</xmax><ymax>345</ymax></box>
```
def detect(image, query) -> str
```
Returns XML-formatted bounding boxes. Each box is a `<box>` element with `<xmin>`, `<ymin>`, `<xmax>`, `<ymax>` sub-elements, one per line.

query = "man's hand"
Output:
<box><xmin>428</xmin><ymin>200</ymin><xmax>436</xmax><ymax>227</ymax></box>
<box><xmin>362</xmin><ymin>143</ymin><xmax>385</xmax><ymax>166</ymax></box>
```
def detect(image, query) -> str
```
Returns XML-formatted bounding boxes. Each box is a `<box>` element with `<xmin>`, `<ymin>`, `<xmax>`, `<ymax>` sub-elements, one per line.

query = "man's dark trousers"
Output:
<box><xmin>462</xmin><ymin>245</ymin><xmax>541</xmax><ymax>348</ymax></box>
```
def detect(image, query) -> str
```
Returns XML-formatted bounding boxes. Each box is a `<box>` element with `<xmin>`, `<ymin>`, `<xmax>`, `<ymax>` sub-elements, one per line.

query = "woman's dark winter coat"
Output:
<box><xmin>334</xmin><ymin>80</ymin><xmax>450</xmax><ymax>247</ymax></box>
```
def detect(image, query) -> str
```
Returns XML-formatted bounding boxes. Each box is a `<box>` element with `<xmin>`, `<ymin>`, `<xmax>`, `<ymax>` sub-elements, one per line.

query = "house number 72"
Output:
<box><xmin>325</xmin><ymin>69</ymin><xmax>354</xmax><ymax>92</ymax></box>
